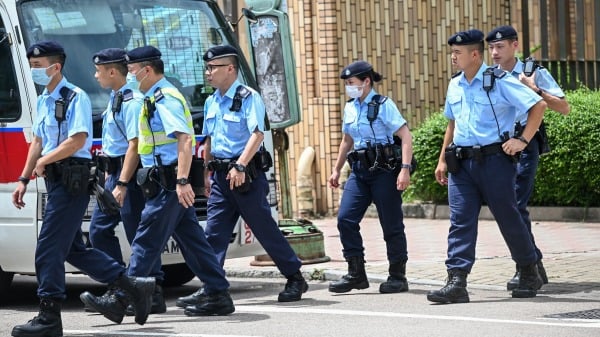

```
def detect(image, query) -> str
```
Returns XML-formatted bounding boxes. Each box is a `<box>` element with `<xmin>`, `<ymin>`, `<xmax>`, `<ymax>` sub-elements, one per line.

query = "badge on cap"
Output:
<box><xmin>33</xmin><ymin>47</ymin><xmax>40</xmax><ymax>56</ymax></box>
<box><xmin>496</xmin><ymin>32</ymin><xmax>502</xmax><ymax>40</ymax></box>
<box><xmin>94</xmin><ymin>56</ymin><xmax>100</xmax><ymax>64</ymax></box>
<box><xmin>345</xmin><ymin>69</ymin><xmax>351</xmax><ymax>76</ymax></box>
<box><xmin>456</xmin><ymin>35</ymin><xmax>462</xmax><ymax>43</ymax></box>
<box><xmin>207</xmin><ymin>51</ymin><xmax>214</xmax><ymax>59</ymax></box>
<box><xmin>124</xmin><ymin>55</ymin><xmax>130</xmax><ymax>62</ymax></box>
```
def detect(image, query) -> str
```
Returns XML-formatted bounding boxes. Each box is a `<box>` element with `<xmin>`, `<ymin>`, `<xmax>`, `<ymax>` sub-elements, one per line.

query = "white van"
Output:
<box><xmin>0</xmin><ymin>0</ymin><xmax>275</xmax><ymax>294</ymax></box>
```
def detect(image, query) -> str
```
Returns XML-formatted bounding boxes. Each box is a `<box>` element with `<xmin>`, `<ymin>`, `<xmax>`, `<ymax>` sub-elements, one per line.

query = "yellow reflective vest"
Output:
<box><xmin>138</xmin><ymin>87</ymin><xmax>195</xmax><ymax>155</ymax></box>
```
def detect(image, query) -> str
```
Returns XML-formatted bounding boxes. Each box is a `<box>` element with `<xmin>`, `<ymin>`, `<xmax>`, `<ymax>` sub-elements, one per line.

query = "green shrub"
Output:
<box><xmin>406</xmin><ymin>89</ymin><xmax>600</xmax><ymax>207</ymax></box>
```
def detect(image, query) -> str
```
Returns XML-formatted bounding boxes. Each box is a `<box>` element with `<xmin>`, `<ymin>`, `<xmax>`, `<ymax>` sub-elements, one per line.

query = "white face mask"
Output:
<box><xmin>30</xmin><ymin>64</ymin><xmax>57</xmax><ymax>86</ymax></box>
<box><xmin>345</xmin><ymin>84</ymin><xmax>365</xmax><ymax>99</ymax></box>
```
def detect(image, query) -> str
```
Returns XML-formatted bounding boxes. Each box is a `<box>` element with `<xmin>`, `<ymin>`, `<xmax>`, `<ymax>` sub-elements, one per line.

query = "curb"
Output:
<box><xmin>364</xmin><ymin>204</ymin><xmax>600</xmax><ymax>222</ymax></box>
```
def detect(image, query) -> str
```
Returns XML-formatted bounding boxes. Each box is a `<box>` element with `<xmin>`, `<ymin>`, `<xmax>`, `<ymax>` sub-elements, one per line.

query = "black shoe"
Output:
<box><xmin>79</xmin><ymin>291</ymin><xmax>126</xmax><ymax>324</ymax></box>
<box><xmin>379</xmin><ymin>276</ymin><xmax>409</xmax><ymax>293</ymax></box>
<box><xmin>512</xmin><ymin>263</ymin><xmax>543</xmax><ymax>298</ymax></box>
<box><xmin>379</xmin><ymin>262</ymin><xmax>409</xmax><ymax>293</ymax></box>
<box><xmin>537</xmin><ymin>260</ymin><xmax>549</xmax><ymax>284</ymax></box>
<box><xmin>83</xmin><ymin>287</ymin><xmax>117</xmax><ymax>313</ymax></box>
<box><xmin>125</xmin><ymin>285</ymin><xmax>167</xmax><ymax>316</ymax></box>
<box><xmin>278</xmin><ymin>271</ymin><xmax>309</xmax><ymax>302</ymax></box>
<box><xmin>176</xmin><ymin>288</ymin><xmax>207</xmax><ymax>308</ymax></box>
<box><xmin>329</xmin><ymin>256</ymin><xmax>369</xmax><ymax>293</ymax></box>
<box><xmin>184</xmin><ymin>291</ymin><xmax>235</xmax><ymax>316</ymax></box>
<box><xmin>113</xmin><ymin>275</ymin><xmax>155</xmax><ymax>325</ymax></box>
<box><xmin>427</xmin><ymin>270</ymin><xmax>469</xmax><ymax>304</ymax></box>
<box><xmin>506</xmin><ymin>267</ymin><xmax>520</xmax><ymax>291</ymax></box>
<box><xmin>12</xmin><ymin>298</ymin><xmax>63</xmax><ymax>337</ymax></box>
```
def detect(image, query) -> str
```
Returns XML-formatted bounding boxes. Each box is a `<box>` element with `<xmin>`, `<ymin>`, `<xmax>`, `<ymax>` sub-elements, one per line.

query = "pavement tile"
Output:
<box><xmin>224</xmin><ymin>216</ymin><xmax>600</xmax><ymax>298</ymax></box>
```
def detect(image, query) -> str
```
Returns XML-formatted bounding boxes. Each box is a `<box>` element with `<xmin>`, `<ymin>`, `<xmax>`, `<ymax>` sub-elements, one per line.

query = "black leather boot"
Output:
<box><xmin>329</xmin><ymin>256</ymin><xmax>369</xmax><ymax>293</ymax></box>
<box><xmin>426</xmin><ymin>269</ymin><xmax>469</xmax><ymax>304</ymax></box>
<box><xmin>80</xmin><ymin>289</ymin><xmax>128</xmax><ymax>324</ymax></box>
<box><xmin>184</xmin><ymin>290</ymin><xmax>235</xmax><ymax>316</ymax></box>
<box><xmin>125</xmin><ymin>284</ymin><xmax>167</xmax><ymax>316</ymax></box>
<box><xmin>83</xmin><ymin>286</ymin><xmax>117</xmax><ymax>313</ymax></box>
<box><xmin>278</xmin><ymin>271</ymin><xmax>309</xmax><ymax>302</ymax></box>
<box><xmin>113</xmin><ymin>274</ymin><xmax>155</xmax><ymax>325</ymax></box>
<box><xmin>12</xmin><ymin>298</ymin><xmax>63</xmax><ymax>337</ymax></box>
<box><xmin>176</xmin><ymin>288</ymin><xmax>207</xmax><ymax>308</ymax></box>
<box><xmin>379</xmin><ymin>261</ymin><xmax>409</xmax><ymax>293</ymax></box>
<box><xmin>512</xmin><ymin>263</ymin><xmax>543</xmax><ymax>298</ymax></box>
<box><xmin>507</xmin><ymin>260</ymin><xmax>547</xmax><ymax>291</ymax></box>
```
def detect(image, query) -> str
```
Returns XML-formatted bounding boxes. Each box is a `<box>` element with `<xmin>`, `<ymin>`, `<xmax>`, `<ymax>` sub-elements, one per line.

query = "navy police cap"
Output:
<box><xmin>125</xmin><ymin>46</ymin><xmax>162</xmax><ymax>64</ymax></box>
<box><xmin>93</xmin><ymin>48</ymin><xmax>126</xmax><ymax>65</ymax></box>
<box><xmin>203</xmin><ymin>45</ymin><xmax>239</xmax><ymax>62</ymax></box>
<box><xmin>26</xmin><ymin>40</ymin><xmax>65</xmax><ymax>58</ymax></box>
<box><xmin>447</xmin><ymin>29</ymin><xmax>485</xmax><ymax>46</ymax></box>
<box><xmin>486</xmin><ymin>25</ymin><xmax>518</xmax><ymax>42</ymax></box>
<box><xmin>340</xmin><ymin>60</ymin><xmax>373</xmax><ymax>79</ymax></box>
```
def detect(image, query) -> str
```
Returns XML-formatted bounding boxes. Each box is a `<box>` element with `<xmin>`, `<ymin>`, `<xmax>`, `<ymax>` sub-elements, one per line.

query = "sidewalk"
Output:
<box><xmin>224</xmin><ymin>217</ymin><xmax>600</xmax><ymax>297</ymax></box>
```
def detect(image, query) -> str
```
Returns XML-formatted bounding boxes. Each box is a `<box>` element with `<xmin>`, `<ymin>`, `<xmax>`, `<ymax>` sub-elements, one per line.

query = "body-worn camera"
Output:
<box><xmin>483</xmin><ymin>68</ymin><xmax>495</xmax><ymax>92</ymax></box>
<box><xmin>54</xmin><ymin>99</ymin><xmax>66</xmax><ymax>122</ymax></box>
<box><xmin>523</xmin><ymin>57</ymin><xmax>539</xmax><ymax>77</ymax></box>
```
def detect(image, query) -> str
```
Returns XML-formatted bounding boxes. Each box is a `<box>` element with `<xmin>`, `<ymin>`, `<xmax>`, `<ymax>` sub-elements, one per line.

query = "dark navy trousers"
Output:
<box><xmin>515</xmin><ymin>136</ymin><xmax>543</xmax><ymax>260</ymax></box>
<box><xmin>36</xmin><ymin>180</ymin><xmax>124</xmax><ymax>300</ymax></box>
<box><xmin>127</xmin><ymin>187</ymin><xmax>229</xmax><ymax>294</ymax></box>
<box><xmin>205</xmin><ymin>170</ymin><xmax>302</xmax><ymax>277</ymax></box>
<box><xmin>88</xmin><ymin>170</ymin><xmax>163</xmax><ymax>278</ymax></box>
<box><xmin>337</xmin><ymin>162</ymin><xmax>408</xmax><ymax>264</ymax></box>
<box><xmin>446</xmin><ymin>153</ymin><xmax>539</xmax><ymax>272</ymax></box>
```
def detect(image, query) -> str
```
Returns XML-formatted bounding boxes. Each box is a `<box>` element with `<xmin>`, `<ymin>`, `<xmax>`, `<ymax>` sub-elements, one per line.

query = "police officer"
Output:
<box><xmin>428</xmin><ymin>30</ymin><xmax>547</xmax><ymax>304</ymax></box>
<box><xmin>80</xmin><ymin>45</ymin><xmax>235</xmax><ymax>319</ymax></box>
<box><xmin>84</xmin><ymin>48</ymin><xmax>165</xmax><ymax>314</ymax></box>
<box><xmin>486</xmin><ymin>25</ymin><xmax>570</xmax><ymax>291</ymax></box>
<box><xmin>176</xmin><ymin>45</ymin><xmax>308</xmax><ymax>306</ymax></box>
<box><xmin>11</xmin><ymin>41</ymin><xmax>154</xmax><ymax>337</ymax></box>
<box><xmin>327</xmin><ymin>60</ymin><xmax>414</xmax><ymax>294</ymax></box>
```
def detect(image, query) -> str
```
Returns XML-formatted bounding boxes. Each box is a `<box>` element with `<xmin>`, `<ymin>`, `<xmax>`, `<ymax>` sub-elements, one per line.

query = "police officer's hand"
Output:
<box><xmin>177</xmin><ymin>184</ymin><xmax>195</xmax><ymax>208</ymax></box>
<box><xmin>396</xmin><ymin>169</ymin><xmax>410</xmax><ymax>191</ymax></box>
<box><xmin>33</xmin><ymin>159</ymin><xmax>47</xmax><ymax>178</ymax></box>
<box><xmin>12</xmin><ymin>183</ymin><xmax>27</xmax><ymax>209</ymax></box>
<box><xmin>435</xmin><ymin>161</ymin><xmax>448</xmax><ymax>186</ymax></box>
<box><xmin>227</xmin><ymin>169</ymin><xmax>246</xmax><ymax>190</ymax></box>
<box><xmin>502</xmin><ymin>138</ymin><xmax>527</xmax><ymax>156</ymax></box>
<box><xmin>518</xmin><ymin>72</ymin><xmax>537</xmax><ymax>90</ymax></box>
<box><xmin>112</xmin><ymin>185</ymin><xmax>127</xmax><ymax>207</ymax></box>
<box><xmin>328</xmin><ymin>170</ymin><xmax>340</xmax><ymax>189</ymax></box>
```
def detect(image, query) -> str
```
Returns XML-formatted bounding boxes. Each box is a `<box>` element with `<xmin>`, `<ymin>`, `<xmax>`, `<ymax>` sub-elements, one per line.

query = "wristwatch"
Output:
<box><xmin>232</xmin><ymin>163</ymin><xmax>246</xmax><ymax>172</ymax></box>
<box><xmin>176</xmin><ymin>177</ymin><xmax>190</xmax><ymax>185</ymax></box>
<box><xmin>517</xmin><ymin>136</ymin><xmax>529</xmax><ymax>145</ymax></box>
<box><xmin>18</xmin><ymin>176</ymin><xmax>30</xmax><ymax>185</ymax></box>
<box><xmin>400</xmin><ymin>164</ymin><xmax>412</xmax><ymax>170</ymax></box>
<box><xmin>536</xmin><ymin>88</ymin><xmax>544</xmax><ymax>96</ymax></box>
<box><xmin>116</xmin><ymin>180</ymin><xmax>128</xmax><ymax>187</ymax></box>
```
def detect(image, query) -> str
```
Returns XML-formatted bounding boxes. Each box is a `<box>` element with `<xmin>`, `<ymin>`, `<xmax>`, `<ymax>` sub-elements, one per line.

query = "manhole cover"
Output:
<box><xmin>546</xmin><ymin>309</ymin><xmax>600</xmax><ymax>319</ymax></box>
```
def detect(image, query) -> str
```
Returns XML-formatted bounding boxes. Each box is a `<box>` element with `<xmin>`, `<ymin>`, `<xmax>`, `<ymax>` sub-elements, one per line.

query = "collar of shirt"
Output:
<box><xmin>42</xmin><ymin>76</ymin><xmax>69</xmax><ymax>101</ymax></box>
<box><xmin>352</xmin><ymin>88</ymin><xmax>377</xmax><ymax>107</ymax></box>
<box><xmin>509</xmin><ymin>58</ymin><xmax>524</xmax><ymax>76</ymax></box>
<box><xmin>144</xmin><ymin>77</ymin><xmax>172</xmax><ymax>98</ymax></box>
<box><xmin>214</xmin><ymin>80</ymin><xmax>242</xmax><ymax>102</ymax></box>
<box><xmin>457</xmin><ymin>62</ymin><xmax>488</xmax><ymax>86</ymax></box>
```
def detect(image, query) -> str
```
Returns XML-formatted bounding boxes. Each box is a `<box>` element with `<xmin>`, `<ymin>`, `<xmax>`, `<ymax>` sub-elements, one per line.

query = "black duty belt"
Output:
<box><xmin>97</xmin><ymin>155</ymin><xmax>124</xmax><ymax>174</ymax></box>
<box><xmin>454</xmin><ymin>143</ymin><xmax>504</xmax><ymax>160</ymax></box>
<box><xmin>207</xmin><ymin>158</ymin><xmax>236</xmax><ymax>172</ymax></box>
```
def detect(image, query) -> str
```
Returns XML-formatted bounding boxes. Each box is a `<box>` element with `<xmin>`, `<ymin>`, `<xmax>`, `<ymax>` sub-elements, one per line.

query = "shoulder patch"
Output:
<box><xmin>153</xmin><ymin>87</ymin><xmax>164</xmax><ymax>102</ymax></box>
<box><xmin>492</xmin><ymin>68</ymin><xmax>507</xmax><ymax>79</ymax></box>
<box><xmin>451</xmin><ymin>71</ymin><xmax>463</xmax><ymax>79</ymax></box>
<box><xmin>236</xmin><ymin>85</ymin><xmax>251</xmax><ymax>99</ymax></box>
<box><xmin>122</xmin><ymin>89</ymin><xmax>134</xmax><ymax>102</ymax></box>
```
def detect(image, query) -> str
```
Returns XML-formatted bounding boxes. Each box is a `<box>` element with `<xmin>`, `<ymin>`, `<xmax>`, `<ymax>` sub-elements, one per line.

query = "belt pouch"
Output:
<box><xmin>536</xmin><ymin>121</ymin><xmax>551</xmax><ymax>154</ymax></box>
<box><xmin>136</xmin><ymin>167</ymin><xmax>159</xmax><ymax>199</ymax></box>
<box><xmin>190</xmin><ymin>158</ymin><xmax>205</xmax><ymax>194</ymax></box>
<box><xmin>62</xmin><ymin>164</ymin><xmax>91</xmax><ymax>195</ymax></box>
<box><xmin>444</xmin><ymin>145</ymin><xmax>460</xmax><ymax>174</ymax></box>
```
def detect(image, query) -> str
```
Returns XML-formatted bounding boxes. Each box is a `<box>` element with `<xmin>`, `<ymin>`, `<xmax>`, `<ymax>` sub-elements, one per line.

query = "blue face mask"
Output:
<box><xmin>30</xmin><ymin>64</ymin><xmax>56</xmax><ymax>86</ymax></box>
<box><xmin>126</xmin><ymin>72</ymin><xmax>140</xmax><ymax>91</ymax></box>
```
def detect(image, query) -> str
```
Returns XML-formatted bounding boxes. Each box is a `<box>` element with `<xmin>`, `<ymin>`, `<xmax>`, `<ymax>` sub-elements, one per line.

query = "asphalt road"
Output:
<box><xmin>1</xmin><ymin>274</ymin><xmax>599</xmax><ymax>337</ymax></box>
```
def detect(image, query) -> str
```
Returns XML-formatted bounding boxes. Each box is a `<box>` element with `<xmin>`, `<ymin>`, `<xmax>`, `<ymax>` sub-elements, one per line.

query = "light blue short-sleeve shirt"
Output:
<box><xmin>101</xmin><ymin>83</ymin><xmax>143</xmax><ymax>157</ymax></box>
<box><xmin>444</xmin><ymin>63</ymin><xmax>542</xmax><ymax>147</ymax></box>
<box><xmin>32</xmin><ymin>77</ymin><xmax>93</xmax><ymax>159</ymax></box>
<box><xmin>342</xmin><ymin>89</ymin><xmax>407</xmax><ymax>150</ymax></box>
<box><xmin>202</xmin><ymin>80</ymin><xmax>264</xmax><ymax>159</ymax></box>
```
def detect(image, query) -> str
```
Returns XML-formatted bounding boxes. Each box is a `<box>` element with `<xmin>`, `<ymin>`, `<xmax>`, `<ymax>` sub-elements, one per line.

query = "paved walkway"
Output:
<box><xmin>224</xmin><ymin>217</ymin><xmax>600</xmax><ymax>297</ymax></box>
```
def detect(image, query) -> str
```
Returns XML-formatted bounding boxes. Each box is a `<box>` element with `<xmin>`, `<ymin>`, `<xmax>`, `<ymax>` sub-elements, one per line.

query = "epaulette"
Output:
<box><xmin>154</xmin><ymin>87</ymin><xmax>164</xmax><ymax>102</ymax></box>
<box><xmin>122</xmin><ymin>89</ymin><xmax>134</xmax><ymax>102</ymax></box>
<box><xmin>347</xmin><ymin>98</ymin><xmax>355</xmax><ymax>103</ymax></box>
<box><xmin>59</xmin><ymin>86</ymin><xmax>76</xmax><ymax>103</ymax></box>
<box><xmin>451</xmin><ymin>71</ymin><xmax>463</xmax><ymax>79</ymax></box>
<box><xmin>372</xmin><ymin>94</ymin><xmax>388</xmax><ymax>105</ymax></box>
<box><xmin>230</xmin><ymin>85</ymin><xmax>251</xmax><ymax>112</ymax></box>
<box><xmin>491</xmin><ymin>67</ymin><xmax>507</xmax><ymax>79</ymax></box>
<box><xmin>236</xmin><ymin>85</ymin><xmax>251</xmax><ymax>99</ymax></box>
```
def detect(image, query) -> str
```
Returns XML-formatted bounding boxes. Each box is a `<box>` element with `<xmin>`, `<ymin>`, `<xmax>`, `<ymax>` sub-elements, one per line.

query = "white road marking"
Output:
<box><xmin>65</xmin><ymin>331</ymin><xmax>262</xmax><ymax>337</ymax></box>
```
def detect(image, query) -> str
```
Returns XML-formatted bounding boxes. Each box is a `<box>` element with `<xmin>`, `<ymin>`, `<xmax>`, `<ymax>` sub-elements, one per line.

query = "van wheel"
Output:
<box><xmin>161</xmin><ymin>263</ymin><xmax>195</xmax><ymax>287</ymax></box>
<box><xmin>0</xmin><ymin>267</ymin><xmax>15</xmax><ymax>296</ymax></box>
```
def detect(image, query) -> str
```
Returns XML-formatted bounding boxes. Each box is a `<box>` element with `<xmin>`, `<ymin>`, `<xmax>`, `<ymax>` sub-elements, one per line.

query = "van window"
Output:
<box><xmin>0</xmin><ymin>19</ymin><xmax>21</xmax><ymax>122</ymax></box>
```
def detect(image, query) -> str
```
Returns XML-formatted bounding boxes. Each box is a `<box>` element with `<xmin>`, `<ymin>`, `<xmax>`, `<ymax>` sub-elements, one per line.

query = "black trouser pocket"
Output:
<box><xmin>62</xmin><ymin>164</ymin><xmax>91</xmax><ymax>195</ymax></box>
